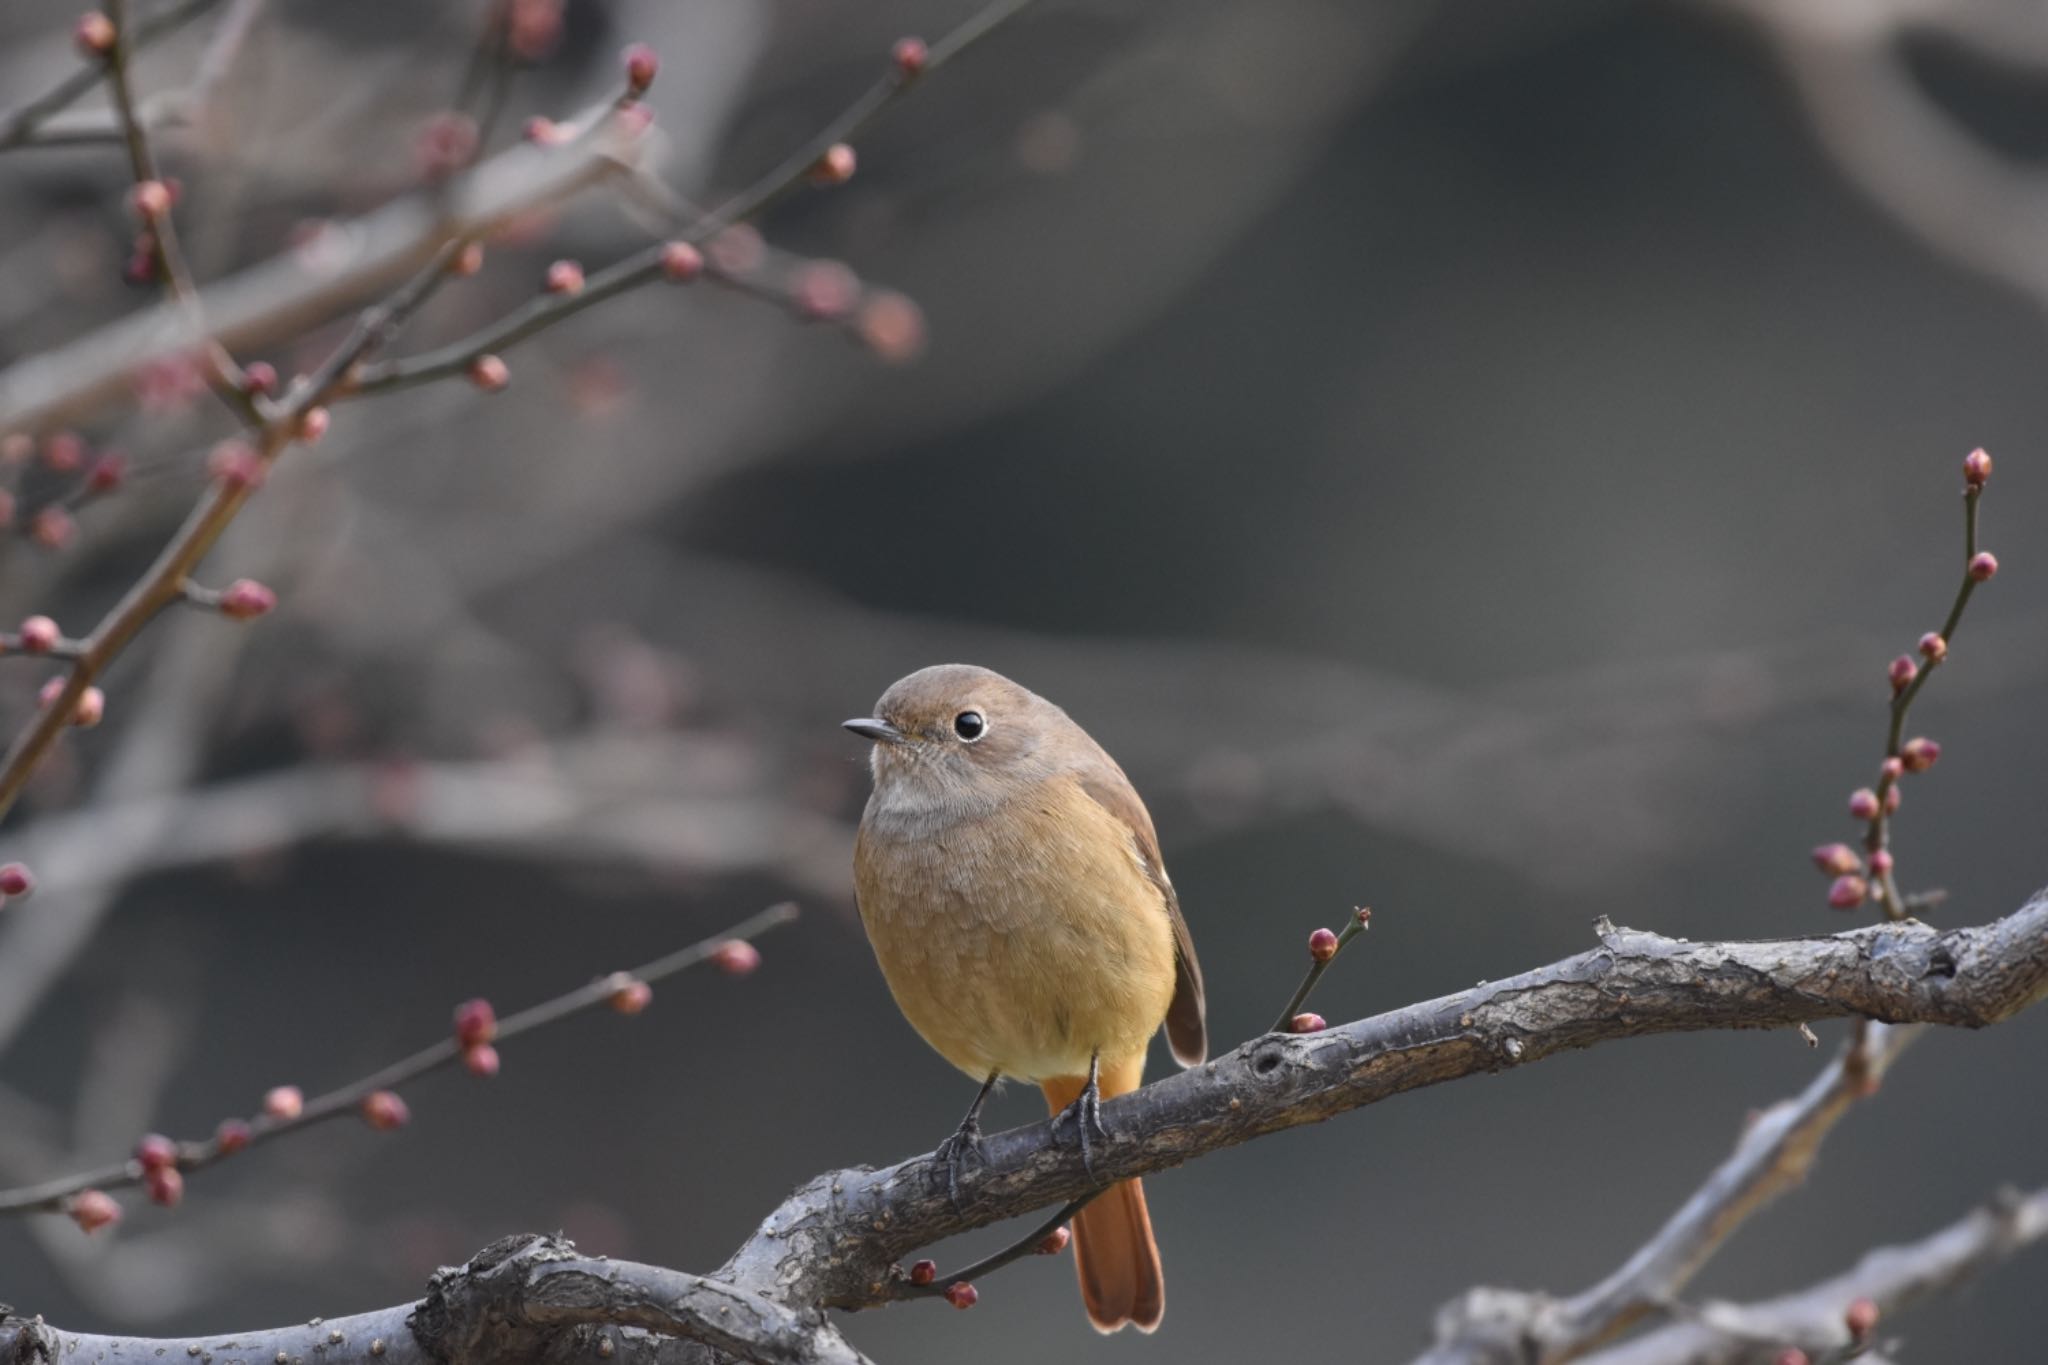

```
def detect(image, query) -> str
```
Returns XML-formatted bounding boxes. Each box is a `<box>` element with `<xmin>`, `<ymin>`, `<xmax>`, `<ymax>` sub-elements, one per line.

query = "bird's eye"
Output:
<box><xmin>953</xmin><ymin>710</ymin><xmax>987</xmax><ymax>742</ymax></box>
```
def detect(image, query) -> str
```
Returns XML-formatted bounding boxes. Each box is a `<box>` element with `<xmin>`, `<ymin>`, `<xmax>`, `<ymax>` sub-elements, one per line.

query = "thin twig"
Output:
<box><xmin>351</xmin><ymin>0</ymin><xmax>1036</xmax><ymax>393</ymax></box>
<box><xmin>0</xmin><ymin>902</ymin><xmax>798</xmax><ymax>1217</ymax></box>
<box><xmin>1269</xmin><ymin>906</ymin><xmax>1370</xmax><ymax>1033</ymax></box>
<box><xmin>881</xmin><ymin>1192</ymin><xmax>1103</xmax><ymax>1302</ymax></box>
<box><xmin>0</xmin><ymin>0</ymin><xmax>225</xmax><ymax>153</ymax></box>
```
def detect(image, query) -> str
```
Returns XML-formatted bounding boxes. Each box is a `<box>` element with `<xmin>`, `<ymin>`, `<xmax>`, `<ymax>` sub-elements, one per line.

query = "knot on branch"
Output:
<box><xmin>1425</xmin><ymin>1285</ymin><xmax>1559</xmax><ymax>1365</ymax></box>
<box><xmin>408</xmin><ymin>1233</ymin><xmax>584</xmax><ymax>1364</ymax></box>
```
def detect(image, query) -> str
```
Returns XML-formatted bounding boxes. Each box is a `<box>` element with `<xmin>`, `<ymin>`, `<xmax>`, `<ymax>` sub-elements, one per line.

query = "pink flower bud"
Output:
<box><xmin>414</xmin><ymin>112</ymin><xmax>479</xmax><ymax>181</ymax></box>
<box><xmin>128</xmin><ymin>180</ymin><xmax>172</xmax><ymax>221</ymax></box>
<box><xmin>943</xmin><ymin>1281</ymin><xmax>978</xmax><ymax>1310</ymax></box>
<box><xmin>467</xmin><ymin>354</ymin><xmax>510</xmax><ymax>392</ymax></box>
<box><xmin>1900</xmin><ymin>737</ymin><xmax>1941</xmax><ymax>772</ymax></box>
<box><xmin>1036</xmin><ymin>1226</ymin><xmax>1070</xmax><ymax>1255</ymax></box>
<box><xmin>454</xmin><ymin>998</ymin><xmax>497</xmax><ymax>1047</ymax></box>
<box><xmin>790</xmin><ymin>261</ymin><xmax>860</xmax><ymax>322</ymax></box>
<box><xmin>1869</xmin><ymin>848</ymin><xmax>1894</xmax><ymax>876</ymax></box>
<box><xmin>145</xmin><ymin>1165</ymin><xmax>183</xmax><ymax>1208</ymax></box>
<box><xmin>660</xmin><ymin>241</ymin><xmax>703</xmax><ymax>283</ymax></box>
<box><xmin>1289</xmin><ymin>1012</ymin><xmax>1327</xmax><ymax>1033</ymax></box>
<box><xmin>1810</xmin><ymin>843</ymin><xmax>1860</xmax><ymax>876</ymax></box>
<box><xmin>1969</xmin><ymin>551</ymin><xmax>1998</xmax><ymax>582</ymax></box>
<box><xmin>1307</xmin><ymin>927</ymin><xmax>1339</xmax><ymax>962</ymax></box>
<box><xmin>606</xmin><ymin>973</ymin><xmax>652</xmax><ymax>1014</ymax></box>
<box><xmin>0</xmin><ymin>863</ymin><xmax>33</xmax><ymax>897</ymax></box>
<box><xmin>1355</xmin><ymin>906</ymin><xmax>1373</xmax><ymax>927</ymax></box>
<box><xmin>1848</xmin><ymin>788</ymin><xmax>1879</xmax><ymax>821</ymax></box>
<box><xmin>709</xmin><ymin>224</ymin><xmax>764</xmax><ymax>275</ymax></box>
<box><xmin>1879</xmin><ymin>756</ymin><xmax>1903</xmax><ymax>782</ymax></box>
<box><xmin>296</xmin><ymin>406</ymin><xmax>330</xmax><ymax>444</ymax></box>
<box><xmin>1887</xmin><ymin>654</ymin><xmax>1917</xmax><ymax>692</ymax></box>
<box><xmin>208</xmin><ymin>440</ymin><xmax>265</xmax><ymax>491</ymax></box>
<box><xmin>1963</xmin><ymin>447</ymin><xmax>1992</xmax><ymax>488</ymax></box>
<box><xmin>134</xmin><ymin>1133</ymin><xmax>176</xmax><ymax>1171</ymax></box>
<box><xmin>711</xmin><ymin>940</ymin><xmax>761</xmax><ymax>976</ymax></box>
<box><xmin>219</xmin><ymin>579</ymin><xmax>277</xmax><ymax>620</ymax></box>
<box><xmin>85</xmin><ymin>453</ymin><xmax>127</xmax><ymax>494</ymax></box>
<box><xmin>18</xmin><ymin>616</ymin><xmax>59</xmax><ymax>653</ymax></box>
<box><xmin>42</xmin><ymin>431</ymin><xmax>84</xmax><ymax>472</ymax></box>
<box><xmin>30</xmin><ymin>507</ymin><xmax>75</xmax><ymax>549</ymax></box>
<box><xmin>545</xmin><ymin>259</ymin><xmax>585</xmax><ymax>296</ymax></box>
<box><xmin>215</xmin><ymin>1119</ymin><xmax>251</xmax><ymax>1154</ymax></box>
<box><xmin>69</xmin><ymin>1189</ymin><xmax>120</xmax><ymax>1233</ymax></box>
<box><xmin>1918</xmin><ymin>633</ymin><xmax>1948</xmax><ymax>664</ymax></box>
<box><xmin>263</xmin><ymin>1085</ymin><xmax>304</xmax><ymax>1121</ymax></box>
<box><xmin>463</xmin><ymin>1043</ymin><xmax>501</xmax><ymax>1078</ymax></box>
<box><xmin>892</xmin><ymin>36</ymin><xmax>929</xmax><ymax>79</ymax></box>
<box><xmin>1885</xmin><ymin>784</ymin><xmax>1901</xmax><ymax>813</ymax></box>
<box><xmin>361</xmin><ymin>1090</ymin><xmax>410</xmax><ymax>1130</ymax></box>
<box><xmin>1845</xmin><ymin>1297</ymin><xmax>1878</xmax><ymax>1341</ymax></box>
<box><xmin>622</xmin><ymin>43</ymin><xmax>659</xmax><ymax>93</ymax></box>
<box><xmin>72</xmin><ymin>685</ymin><xmax>106</xmax><ymax>728</ymax></box>
<box><xmin>809</xmin><ymin>143</ymin><xmax>857</xmax><ymax>186</ymax></box>
<box><xmin>74</xmin><ymin>12</ymin><xmax>116</xmax><ymax>58</ymax></box>
<box><xmin>241</xmin><ymin>361</ymin><xmax>278</xmax><ymax>396</ymax></box>
<box><xmin>908</xmin><ymin>1259</ymin><xmax>936</xmax><ymax>1286</ymax></box>
<box><xmin>1827</xmin><ymin>874</ymin><xmax>1868</xmax><ymax>909</ymax></box>
<box><xmin>523</xmin><ymin>117</ymin><xmax>563</xmax><ymax>146</ymax></box>
<box><xmin>855</xmin><ymin>291</ymin><xmax>926</xmax><ymax>364</ymax></box>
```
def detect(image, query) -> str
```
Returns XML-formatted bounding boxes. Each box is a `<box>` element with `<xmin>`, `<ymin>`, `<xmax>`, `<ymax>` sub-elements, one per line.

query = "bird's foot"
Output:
<box><xmin>934</xmin><ymin>1115</ymin><xmax>985</xmax><ymax>1212</ymax></box>
<box><xmin>1052</xmin><ymin>1062</ymin><xmax>1110</xmax><ymax>1185</ymax></box>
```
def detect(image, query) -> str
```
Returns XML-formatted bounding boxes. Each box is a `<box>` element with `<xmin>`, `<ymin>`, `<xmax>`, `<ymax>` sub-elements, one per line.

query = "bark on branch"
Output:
<box><xmin>3</xmin><ymin>897</ymin><xmax>2042</xmax><ymax>1365</ymax></box>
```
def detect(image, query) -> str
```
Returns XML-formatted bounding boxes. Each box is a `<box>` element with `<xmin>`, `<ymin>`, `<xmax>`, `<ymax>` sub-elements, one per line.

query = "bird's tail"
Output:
<box><xmin>1042</xmin><ymin>1057</ymin><xmax>1163</xmax><ymax>1334</ymax></box>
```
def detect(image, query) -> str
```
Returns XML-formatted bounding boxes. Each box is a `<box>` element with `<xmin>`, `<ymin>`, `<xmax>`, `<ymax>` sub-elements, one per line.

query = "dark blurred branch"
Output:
<box><xmin>1417</xmin><ymin>1022</ymin><xmax>1916</xmax><ymax>1364</ymax></box>
<box><xmin>1575</xmin><ymin>1185</ymin><xmax>2048</xmax><ymax>1365</ymax></box>
<box><xmin>0</xmin><ymin>0</ymin><xmax>225</xmax><ymax>153</ymax></box>
<box><xmin>0</xmin><ymin>902</ymin><xmax>796</xmax><ymax>1219</ymax></box>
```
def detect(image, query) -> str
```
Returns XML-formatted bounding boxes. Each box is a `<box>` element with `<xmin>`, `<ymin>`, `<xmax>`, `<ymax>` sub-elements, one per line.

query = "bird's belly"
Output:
<box><xmin>855</xmin><ymin>804</ymin><xmax>1177</xmax><ymax>1083</ymax></box>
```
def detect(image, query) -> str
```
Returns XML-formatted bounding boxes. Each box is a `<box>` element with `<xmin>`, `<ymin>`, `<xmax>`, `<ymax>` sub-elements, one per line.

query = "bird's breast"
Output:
<box><xmin>853</xmin><ymin>779</ymin><xmax>1178</xmax><ymax>1083</ymax></box>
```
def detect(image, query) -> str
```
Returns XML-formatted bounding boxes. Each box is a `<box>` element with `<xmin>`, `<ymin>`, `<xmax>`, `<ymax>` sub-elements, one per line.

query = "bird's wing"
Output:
<box><xmin>1079</xmin><ymin>772</ymin><xmax>1207</xmax><ymax>1067</ymax></box>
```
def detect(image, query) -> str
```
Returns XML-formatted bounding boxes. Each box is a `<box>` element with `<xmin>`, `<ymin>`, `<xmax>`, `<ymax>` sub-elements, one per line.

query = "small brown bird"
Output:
<box><xmin>846</xmin><ymin>664</ymin><xmax>1205</xmax><ymax>1334</ymax></box>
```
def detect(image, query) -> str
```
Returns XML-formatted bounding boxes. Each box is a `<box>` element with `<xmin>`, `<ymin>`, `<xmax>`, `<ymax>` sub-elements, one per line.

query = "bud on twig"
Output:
<box><xmin>908</xmin><ymin>1259</ymin><xmax>936</xmax><ymax>1286</ymax></box>
<box><xmin>1036</xmin><ymin>1226</ymin><xmax>1070</xmax><ymax>1255</ymax></box>
<box><xmin>1917</xmin><ymin>631</ymin><xmax>1947</xmax><ymax>662</ymax></box>
<box><xmin>463</xmin><ymin>1044</ymin><xmax>501</xmax><ymax>1077</ymax></box>
<box><xmin>893</xmin><ymin>37</ymin><xmax>930</xmax><ymax>80</ymax></box>
<box><xmin>1887</xmin><ymin>654</ymin><xmax>1917</xmax><ymax>692</ymax></box>
<box><xmin>215</xmin><ymin>1119</ymin><xmax>251</xmax><ymax>1154</ymax></box>
<box><xmin>219</xmin><ymin>579</ymin><xmax>277</xmax><ymax>620</ymax></box>
<box><xmin>1968</xmin><ymin>551</ymin><xmax>1999</xmax><ymax>582</ymax></box>
<box><xmin>128</xmin><ymin>180</ymin><xmax>172</xmax><ymax>222</ymax></box>
<box><xmin>18</xmin><ymin>616</ymin><xmax>59</xmax><ymax>653</ymax></box>
<box><xmin>1845</xmin><ymin>1297</ymin><xmax>1879</xmax><ymax>1341</ymax></box>
<box><xmin>710</xmin><ymin>940</ymin><xmax>761</xmax><ymax>976</ymax></box>
<box><xmin>1868</xmin><ymin>849</ymin><xmax>1893</xmax><ymax>876</ymax></box>
<box><xmin>134</xmin><ymin>1134</ymin><xmax>176</xmax><ymax>1171</ymax></box>
<box><xmin>943</xmin><ymin>1282</ymin><xmax>978</xmax><ymax>1310</ymax></box>
<box><xmin>1828</xmin><ymin>875</ymin><xmax>1868</xmax><ymax>909</ymax></box>
<box><xmin>1847</xmin><ymin>789</ymin><xmax>1879</xmax><ymax>821</ymax></box>
<box><xmin>1307</xmin><ymin>927</ymin><xmax>1339</xmax><ymax>962</ymax></box>
<box><xmin>454</xmin><ymin>998</ymin><xmax>497</xmax><ymax>1047</ymax></box>
<box><xmin>0</xmin><ymin>863</ymin><xmax>33</xmax><ymax>897</ymax></box>
<box><xmin>1900</xmin><ymin>737</ymin><xmax>1941</xmax><ymax>772</ymax></box>
<box><xmin>1290</xmin><ymin>1012</ymin><xmax>1327</xmax><ymax>1033</ymax></box>
<box><xmin>545</xmin><ymin>259</ymin><xmax>585</xmax><ymax>296</ymax></box>
<box><xmin>68</xmin><ymin>1189</ymin><xmax>120</xmax><ymax>1233</ymax></box>
<box><xmin>809</xmin><ymin>143</ymin><xmax>857</xmax><ymax>186</ymax></box>
<box><xmin>263</xmin><ymin>1085</ymin><xmax>304</xmax><ymax>1121</ymax></box>
<box><xmin>1963</xmin><ymin>447</ymin><xmax>1992</xmax><ymax>488</ymax></box>
<box><xmin>145</xmin><ymin>1165</ymin><xmax>183</xmax><ymax>1207</ymax></box>
<box><xmin>467</xmin><ymin>354</ymin><xmax>510</xmax><ymax>392</ymax></box>
<box><xmin>622</xmin><ymin>43</ymin><xmax>659</xmax><ymax>94</ymax></box>
<box><xmin>660</xmin><ymin>241</ymin><xmax>703</xmax><ymax>283</ymax></box>
<box><xmin>606</xmin><ymin>972</ymin><xmax>652</xmax><ymax>1014</ymax></box>
<box><xmin>1810</xmin><ymin>843</ymin><xmax>1860</xmax><ymax>876</ymax></box>
<box><xmin>74</xmin><ymin>12</ymin><xmax>116</xmax><ymax>58</ymax></box>
<box><xmin>361</xmin><ymin>1091</ymin><xmax>410</xmax><ymax>1130</ymax></box>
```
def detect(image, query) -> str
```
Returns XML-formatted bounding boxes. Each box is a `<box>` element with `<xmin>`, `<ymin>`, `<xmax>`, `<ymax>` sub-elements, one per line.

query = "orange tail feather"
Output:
<box><xmin>1043</xmin><ymin>1062</ymin><xmax>1163</xmax><ymax>1333</ymax></box>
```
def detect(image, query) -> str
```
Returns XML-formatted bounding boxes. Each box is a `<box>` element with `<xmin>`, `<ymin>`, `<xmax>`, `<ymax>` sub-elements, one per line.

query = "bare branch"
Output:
<box><xmin>1575</xmin><ymin>1185</ymin><xmax>2048</xmax><ymax>1365</ymax></box>
<box><xmin>0</xmin><ymin>0</ymin><xmax>226</xmax><ymax>153</ymax></box>
<box><xmin>1418</xmin><ymin>1023</ymin><xmax>1917</xmax><ymax>1364</ymax></box>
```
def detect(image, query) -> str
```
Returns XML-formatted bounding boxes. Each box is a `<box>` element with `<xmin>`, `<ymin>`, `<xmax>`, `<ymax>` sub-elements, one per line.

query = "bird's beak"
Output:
<box><xmin>843</xmin><ymin>717</ymin><xmax>906</xmax><ymax>745</ymax></box>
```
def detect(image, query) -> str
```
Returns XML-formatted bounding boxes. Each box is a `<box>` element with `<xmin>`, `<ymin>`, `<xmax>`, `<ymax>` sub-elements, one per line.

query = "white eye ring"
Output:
<box><xmin>953</xmin><ymin>710</ymin><xmax>987</xmax><ymax>742</ymax></box>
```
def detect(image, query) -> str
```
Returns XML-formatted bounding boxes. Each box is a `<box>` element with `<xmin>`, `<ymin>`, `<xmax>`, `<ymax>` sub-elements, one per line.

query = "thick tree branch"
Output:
<box><xmin>718</xmin><ymin>895</ymin><xmax>2048</xmax><ymax>1310</ymax></box>
<box><xmin>0</xmin><ymin>900</ymin><xmax>2041</xmax><ymax>1364</ymax></box>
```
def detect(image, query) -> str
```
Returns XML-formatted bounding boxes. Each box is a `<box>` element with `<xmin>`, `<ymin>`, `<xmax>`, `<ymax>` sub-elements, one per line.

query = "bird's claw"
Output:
<box><xmin>935</xmin><ymin>1117</ymin><xmax>985</xmax><ymax>1212</ymax></box>
<box><xmin>1052</xmin><ymin>1069</ymin><xmax>1110</xmax><ymax>1185</ymax></box>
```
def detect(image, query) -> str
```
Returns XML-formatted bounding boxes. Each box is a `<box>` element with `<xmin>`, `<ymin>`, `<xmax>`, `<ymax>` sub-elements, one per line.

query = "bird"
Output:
<box><xmin>845</xmin><ymin>663</ymin><xmax>1205</xmax><ymax>1333</ymax></box>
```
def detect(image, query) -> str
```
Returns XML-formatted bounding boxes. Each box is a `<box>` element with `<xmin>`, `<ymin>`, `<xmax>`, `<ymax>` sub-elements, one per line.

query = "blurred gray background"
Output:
<box><xmin>0</xmin><ymin>0</ymin><xmax>2044</xmax><ymax>1360</ymax></box>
